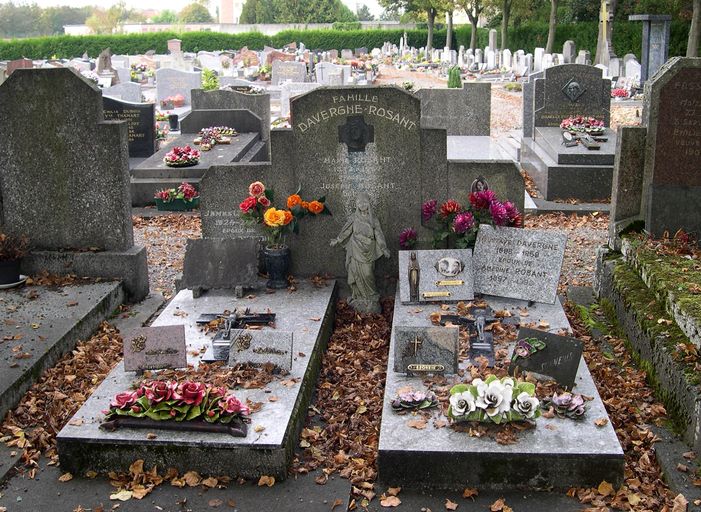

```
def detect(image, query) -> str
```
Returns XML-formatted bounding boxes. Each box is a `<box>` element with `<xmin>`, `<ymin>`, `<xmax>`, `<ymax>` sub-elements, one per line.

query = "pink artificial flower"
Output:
<box><xmin>489</xmin><ymin>201</ymin><xmax>509</xmax><ymax>226</ymax></box>
<box><xmin>175</xmin><ymin>381</ymin><xmax>206</xmax><ymax>406</ymax></box>
<box><xmin>469</xmin><ymin>190</ymin><xmax>496</xmax><ymax>210</ymax></box>
<box><xmin>257</xmin><ymin>196</ymin><xmax>270</xmax><ymax>208</ymax></box>
<box><xmin>422</xmin><ymin>199</ymin><xmax>437</xmax><ymax>222</ymax></box>
<box><xmin>249</xmin><ymin>181</ymin><xmax>266</xmax><ymax>197</ymax></box>
<box><xmin>219</xmin><ymin>396</ymin><xmax>250</xmax><ymax>416</ymax></box>
<box><xmin>143</xmin><ymin>381</ymin><xmax>175</xmax><ymax>403</ymax></box>
<box><xmin>452</xmin><ymin>212</ymin><xmax>475</xmax><ymax>234</ymax></box>
<box><xmin>111</xmin><ymin>391</ymin><xmax>138</xmax><ymax>409</ymax></box>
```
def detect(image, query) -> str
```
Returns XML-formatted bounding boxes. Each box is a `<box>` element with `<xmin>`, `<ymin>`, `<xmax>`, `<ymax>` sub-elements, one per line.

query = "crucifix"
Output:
<box><xmin>197</xmin><ymin>308</ymin><xmax>276</xmax><ymax>362</ymax></box>
<box><xmin>439</xmin><ymin>307</ymin><xmax>514</xmax><ymax>367</ymax></box>
<box><xmin>412</xmin><ymin>334</ymin><xmax>423</xmax><ymax>356</ymax></box>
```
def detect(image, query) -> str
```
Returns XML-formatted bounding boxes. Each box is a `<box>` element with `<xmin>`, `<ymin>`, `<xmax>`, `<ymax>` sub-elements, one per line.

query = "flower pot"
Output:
<box><xmin>0</xmin><ymin>259</ymin><xmax>21</xmax><ymax>285</ymax></box>
<box><xmin>168</xmin><ymin>114</ymin><xmax>179</xmax><ymax>131</ymax></box>
<box><xmin>264</xmin><ymin>245</ymin><xmax>290</xmax><ymax>289</ymax></box>
<box><xmin>155</xmin><ymin>197</ymin><xmax>199</xmax><ymax>211</ymax></box>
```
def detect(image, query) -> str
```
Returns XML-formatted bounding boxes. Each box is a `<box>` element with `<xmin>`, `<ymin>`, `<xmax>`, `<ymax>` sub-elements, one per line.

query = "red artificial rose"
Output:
<box><xmin>111</xmin><ymin>391</ymin><xmax>138</xmax><ymax>409</ymax></box>
<box><xmin>176</xmin><ymin>382</ymin><xmax>206</xmax><ymax>406</ymax></box>
<box><xmin>144</xmin><ymin>381</ymin><xmax>175</xmax><ymax>403</ymax></box>
<box><xmin>257</xmin><ymin>196</ymin><xmax>270</xmax><ymax>208</ymax></box>
<box><xmin>239</xmin><ymin>196</ymin><xmax>257</xmax><ymax>213</ymax></box>
<box><xmin>248</xmin><ymin>181</ymin><xmax>266</xmax><ymax>197</ymax></box>
<box><xmin>219</xmin><ymin>396</ymin><xmax>250</xmax><ymax>416</ymax></box>
<box><xmin>209</xmin><ymin>386</ymin><xmax>227</xmax><ymax>399</ymax></box>
<box><xmin>440</xmin><ymin>199</ymin><xmax>462</xmax><ymax>218</ymax></box>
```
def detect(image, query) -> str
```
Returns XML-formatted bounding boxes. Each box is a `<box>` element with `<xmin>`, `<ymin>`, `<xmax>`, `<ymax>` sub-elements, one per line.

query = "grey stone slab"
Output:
<box><xmin>180</xmin><ymin>108</ymin><xmax>262</xmax><ymax>134</ymax></box>
<box><xmin>155</xmin><ymin>68</ymin><xmax>201</xmax><ymax>105</ymax></box>
<box><xmin>0</xmin><ymin>282</ymin><xmax>123</xmax><ymax>423</ymax></box>
<box><xmin>398</xmin><ymin>249</ymin><xmax>474</xmax><ymax>304</ymax></box>
<box><xmin>280</xmin><ymin>82</ymin><xmax>321</xmax><ymax>118</ymax></box>
<box><xmin>641</xmin><ymin>57</ymin><xmax>701</xmax><ymax>239</ymax></box>
<box><xmin>102</xmin><ymin>81</ymin><xmax>142</xmax><ymax>103</ymax></box>
<box><xmin>535</xmin><ymin>127</ymin><xmax>616</xmax><ymax>166</ymax></box>
<box><xmin>0</xmin><ymin>68</ymin><xmax>134</xmax><ymax>252</ymax></box>
<box><xmin>57</xmin><ymin>282</ymin><xmax>337</xmax><ymax>479</ymax></box>
<box><xmin>123</xmin><ymin>325</ymin><xmax>187</xmax><ymax>372</ymax></box>
<box><xmin>271</xmin><ymin>60</ymin><xmax>307</xmax><ymax>85</ymax></box>
<box><xmin>393</xmin><ymin>325</ymin><xmax>459</xmax><ymax>374</ymax></box>
<box><xmin>181</xmin><ymin>238</ymin><xmax>261</xmax><ymax>292</ymax></box>
<box><xmin>191</xmin><ymin>88</ymin><xmax>271</xmax><ymax>142</ymax></box>
<box><xmin>378</xmin><ymin>289</ymin><xmax>624</xmax><ymax>490</ymax></box>
<box><xmin>417</xmin><ymin>83</ymin><xmax>491</xmax><ymax>136</ymax></box>
<box><xmin>102</xmin><ymin>96</ymin><xmax>157</xmax><ymax>158</ymax></box>
<box><xmin>473</xmin><ymin>225</ymin><xmax>567</xmax><ymax>304</ymax></box>
<box><xmin>228</xmin><ymin>329</ymin><xmax>293</xmax><ymax>371</ymax></box>
<box><xmin>522</xmin><ymin>71</ymin><xmax>543</xmax><ymax>138</ymax></box>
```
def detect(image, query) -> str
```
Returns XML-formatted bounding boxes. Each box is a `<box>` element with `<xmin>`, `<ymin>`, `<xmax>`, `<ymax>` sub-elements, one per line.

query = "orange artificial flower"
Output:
<box><xmin>282</xmin><ymin>210</ymin><xmax>293</xmax><ymax>225</ymax></box>
<box><xmin>287</xmin><ymin>194</ymin><xmax>302</xmax><ymax>209</ymax></box>
<box><xmin>301</xmin><ymin>201</ymin><xmax>310</xmax><ymax>210</ymax></box>
<box><xmin>307</xmin><ymin>200</ymin><xmax>324</xmax><ymax>214</ymax></box>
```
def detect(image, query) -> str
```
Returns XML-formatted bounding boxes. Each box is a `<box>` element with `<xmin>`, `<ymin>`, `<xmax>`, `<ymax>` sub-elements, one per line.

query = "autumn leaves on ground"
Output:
<box><xmin>1</xmin><ymin>211</ymin><xmax>690</xmax><ymax>511</ymax></box>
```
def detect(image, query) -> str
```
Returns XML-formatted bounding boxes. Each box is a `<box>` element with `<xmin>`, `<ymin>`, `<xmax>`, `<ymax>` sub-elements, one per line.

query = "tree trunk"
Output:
<box><xmin>688</xmin><ymin>0</ymin><xmax>701</xmax><ymax>57</ymax></box>
<box><xmin>545</xmin><ymin>0</ymin><xmax>558</xmax><ymax>54</ymax></box>
<box><xmin>447</xmin><ymin>11</ymin><xmax>453</xmax><ymax>50</ymax></box>
<box><xmin>501</xmin><ymin>0</ymin><xmax>511</xmax><ymax>50</ymax></box>
<box><xmin>427</xmin><ymin>7</ymin><xmax>435</xmax><ymax>56</ymax></box>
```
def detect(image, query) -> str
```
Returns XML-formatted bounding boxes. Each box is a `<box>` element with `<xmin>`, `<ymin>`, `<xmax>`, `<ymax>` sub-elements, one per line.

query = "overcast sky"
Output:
<box><xmin>1</xmin><ymin>0</ymin><xmax>384</xmax><ymax>17</ymax></box>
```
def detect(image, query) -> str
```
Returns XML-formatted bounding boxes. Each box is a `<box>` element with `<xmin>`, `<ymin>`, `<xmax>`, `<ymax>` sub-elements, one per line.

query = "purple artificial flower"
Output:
<box><xmin>503</xmin><ymin>201</ymin><xmax>522</xmax><ymax>227</ymax></box>
<box><xmin>452</xmin><ymin>212</ymin><xmax>475</xmax><ymax>234</ymax></box>
<box><xmin>469</xmin><ymin>190</ymin><xmax>496</xmax><ymax>210</ymax></box>
<box><xmin>399</xmin><ymin>228</ymin><xmax>418</xmax><ymax>249</ymax></box>
<box><xmin>422</xmin><ymin>199</ymin><xmax>438</xmax><ymax>222</ymax></box>
<box><xmin>489</xmin><ymin>200</ymin><xmax>509</xmax><ymax>226</ymax></box>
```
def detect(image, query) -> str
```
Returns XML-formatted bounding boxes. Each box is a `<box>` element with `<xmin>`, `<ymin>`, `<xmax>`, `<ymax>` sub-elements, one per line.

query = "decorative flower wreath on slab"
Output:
<box><xmin>163</xmin><ymin>145</ymin><xmax>200</xmax><ymax>167</ymax></box>
<box><xmin>154</xmin><ymin>182</ymin><xmax>198</xmax><ymax>203</ymax></box>
<box><xmin>101</xmin><ymin>381</ymin><xmax>250</xmax><ymax>436</ymax></box>
<box><xmin>391</xmin><ymin>390</ymin><xmax>439</xmax><ymax>412</ymax></box>
<box><xmin>559</xmin><ymin>116</ymin><xmax>606</xmax><ymax>136</ymax></box>
<box><xmin>448</xmin><ymin>375</ymin><xmax>541</xmax><ymax>424</ymax></box>
<box><xmin>542</xmin><ymin>392</ymin><xmax>588</xmax><ymax>420</ymax></box>
<box><xmin>194</xmin><ymin>126</ymin><xmax>238</xmax><ymax>151</ymax></box>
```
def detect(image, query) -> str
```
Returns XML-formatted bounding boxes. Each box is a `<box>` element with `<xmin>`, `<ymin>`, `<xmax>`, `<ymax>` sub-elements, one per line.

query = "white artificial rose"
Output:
<box><xmin>475</xmin><ymin>380</ymin><xmax>507</xmax><ymax>417</ymax></box>
<box><xmin>498</xmin><ymin>380</ymin><xmax>514</xmax><ymax>415</ymax></box>
<box><xmin>513</xmin><ymin>391</ymin><xmax>540</xmax><ymax>419</ymax></box>
<box><xmin>450</xmin><ymin>391</ymin><xmax>476</xmax><ymax>417</ymax></box>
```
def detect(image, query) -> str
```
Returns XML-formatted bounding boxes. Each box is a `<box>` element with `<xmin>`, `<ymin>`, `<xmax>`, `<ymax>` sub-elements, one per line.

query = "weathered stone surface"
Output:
<box><xmin>102</xmin><ymin>96</ymin><xmax>156</xmax><ymax>158</ymax></box>
<box><xmin>473</xmin><ymin>225</ymin><xmax>567</xmax><ymax>304</ymax></box>
<box><xmin>155</xmin><ymin>68</ymin><xmax>201</xmax><ymax>105</ymax></box>
<box><xmin>191</xmin><ymin>88</ymin><xmax>270</xmax><ymax>142</ymax></box>
<box><xmin>181</xmin><ymin>238</ymin><xmax>260</xmax><ymax>291</ymax></box>
<box><xmin>228</xmin><ymin>330</ymin><xmax>293</xmax><ymax>371</ymax></box>
<box><xmin>123</xmin><ymin>325</ymin><xmax>187</xmax><ymax>372</ymax></box>
<box><xmin>393</xmin><ymin>325</ymin><xmax>459</xmax><ymax>374</ymax></box>
<box><xmin>417</xmin><ymin>83</ymin><xmax>491</xmax><ymax>136</ymax></box>
<box><xmin>521</xmin><ymin>71</ymin><xmax>543</xmax><ymax>138</ymax></box>
<box><xmin>0</xmin><ymin>68</ymin><xmax>133</xmax><ymax>252</ymax></box>
<box><xmin>398</xmin><ymin>249</ymin><xmax>474</xmax><ymax>304</ymax></box>
<box><xmin>102</xmin><ymin>81</ymin><xmax>142</xmax><ymax>103</ymax></box>
<box><xmin>271</xmin><ymin>60</ymin><xmax>307</xmax><ymax>85</ymax></box>
<box><xmin>535</xmin><ymin>126</ymin><xmax>616</xmax><ymax>165</ymax></box>
<box><xmin>642</xmin><ymin>57</ymin><xmax>701</xmax><ymax>238</ymax></box>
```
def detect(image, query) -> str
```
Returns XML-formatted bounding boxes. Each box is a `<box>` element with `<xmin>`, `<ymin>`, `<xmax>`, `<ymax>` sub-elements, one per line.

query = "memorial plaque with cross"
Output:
<box><xmin>393</xmin><ymin>326</ymin><xmax>459</xmax><ymax>375</ymax></box>
<box><xmin>338</xmin><ymin>115</ymin><xmax>374</xmax><ymax>152</ymax></box>
<box><xmin>123</xmin><ymin>325</ymin><xmax>187</xmax><ymax>372</ymax></box>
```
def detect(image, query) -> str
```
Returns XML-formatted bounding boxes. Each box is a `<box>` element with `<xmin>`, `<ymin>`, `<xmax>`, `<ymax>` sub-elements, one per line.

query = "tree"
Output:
<box><xmin>459</xmin><ymin>0</ymin><xmax>485</xmax><ymax>51</ymax></box>
<box><xmin>40</xmin><ymin>6</ymin><xmax>92</xmax><ymax>35</ymax></box>
<box><xmin>151</xmin><ymin>10</ymin><xmax>179</xmax><ymax>23</ymax></box>
<box><xmin>179</xmin><ymin>3</ymin><xmax>214</xmax><ymax>22</ymax></box>
<box><xmin>688</xmin><ymin>0</ymin><xmax>700</xmax><ymax>57</ymax></box>
<box><xmin>500</xmin><ymin>0</ymin><xmax>512</xmax><ymax>49</ymax></box>
<box><xmin>85</xmin><ymin>8</ymin><xmax>119</xmax><ymax>34</ymax></box>
<box><xmin>357</xmin><ymin>4</ymin><xmax>375</xmax><ymax>20</ymax></box>
<box><xmin>545</xmin><ymin>0</ymin><xmax>557</xmax><ymax>53</ymax></box>
<box><xmin>379</xmin><ymin>0</ymin><xmax>446</xmax><ymax>55</ymax></box>
<box><xmin>379</xmin><ymin>8</ymin><xmax>401</xmax><ymax>19</ymax></box>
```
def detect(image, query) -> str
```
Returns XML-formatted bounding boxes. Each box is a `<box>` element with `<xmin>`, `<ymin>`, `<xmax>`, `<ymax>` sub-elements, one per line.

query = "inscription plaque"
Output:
<box><xmin>393</xmin><ymin>325</ymin><xmax>459</xmax><ymax>375</ymax></box>
<box><xmin>123</xmin><ymin>325</ymin><xmax>187</xmax><ymax>372</ymax></box>
<box><xmin>228</xmin><ymin>330</ymin><xmax>293</xmax><ymax>371</ymax></box>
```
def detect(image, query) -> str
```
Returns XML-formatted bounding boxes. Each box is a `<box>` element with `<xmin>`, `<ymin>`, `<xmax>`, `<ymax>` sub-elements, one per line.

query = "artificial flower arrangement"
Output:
<box><xmin>161</xmin><ymin>94</ymin><xmax>185</xmax><ymax>109</ymax></box>
<box><xmin>239</xmin><ymin>181</ymin><xmax>331</xmax><ymax>248</ymax></box>
<box><xmin>194</xmin><ymin>126</ymin><xmax>238</xmax><ymax>151</ymax></box>
<box><xmin>400</xmin><ymin>191</ymin><xmax>521</xmax><ymax>250</ymax></box>
<box><xmin>391</xmin><ymin>390</ymin><xmax>439</xmax><ymax>412</ymax></box>
<box><xmin>163</xmin><ymin>145</ymin><xmax>200</xmax><ymax>167</ymax></box>
<box><xmin>156</xmin><ymin>124</ymin><xmax>169</xmax><ymax>141</ymax></box>
<box><xmin>155</xmin><ymin>111</ymin><xmax>170</xmax><ymax>122</ymax></box>
<box><xmin>154</xmin><ymin>182</ymin><xmax>198</xmax><ymax>203</ymax></box>
<box><xmin>560</xmin><ymin>115</ymin><xmax>606</xmax><ymax>136</ymax></box>
<box><xmin>80</xmin><ymin>69</ymin><xmax>100</xmax><ymax>84</ymax></box>
<box><xmin>101</xmin><ymin>381</ymin><xmax>250</xmax><ymax>436</ymax></box>
<box><xmin>448</xmin><ymin>375</ymin><xmax>541</xmax><ymax>425</ymax></box>
<box><xmin>542</xmin><ymin>392</ymin><xmax>588</xmax><ymax>420</ymax></box>
<box><xmin>611</xmin><ymin>87</ymin><xmax>629</xmax><ymax>99</ymax></box>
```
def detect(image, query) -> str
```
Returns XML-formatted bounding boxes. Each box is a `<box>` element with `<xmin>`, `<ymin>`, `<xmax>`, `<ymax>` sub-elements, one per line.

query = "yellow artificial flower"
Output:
<box><xmin>263</xmin><ymin>208</ymin><xmax>286</xmax><ymax>227</ymax></box>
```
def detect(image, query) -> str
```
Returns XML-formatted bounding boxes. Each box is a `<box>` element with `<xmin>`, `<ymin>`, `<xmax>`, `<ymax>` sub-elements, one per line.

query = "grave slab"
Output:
<box><xmin>0</xmin><ymin>282</ymin><xmax>124</xmax><ymax>422</ymax></box>
<box><xmin>377</xmin><ymin>291</ymin><xmax>624</xmax><ymax>490</ymax></box>
<box><xmin>535</xmin><ymin>127</ymin><xmax>616</xmax><ymax>166</ymax></box>
<box><xmin>57</xmin><ymin>282</ymin><xmax>337</xmax><ymax>479</ymax></box>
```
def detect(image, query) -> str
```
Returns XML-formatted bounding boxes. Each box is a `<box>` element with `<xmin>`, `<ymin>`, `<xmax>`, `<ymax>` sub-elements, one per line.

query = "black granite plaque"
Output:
<box><xmin>103</xmin><ymin>96</ymin><xmax>156</xmax><ymax>158</ymax></box>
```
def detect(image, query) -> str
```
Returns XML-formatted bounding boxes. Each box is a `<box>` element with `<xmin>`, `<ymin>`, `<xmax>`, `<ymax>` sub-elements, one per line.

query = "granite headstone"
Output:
<box><xmin>155</xmin><ymin>68</ymin><xmax>201</xmax><ymax>105</ymax></box>
<box><xmin>393</xmin><ymin>326</ymin><xmax>459</xmax><ymax>375</ymax></box>
<box><xmin>271</xmin><ymin>60</ymin><xmax>307</xmax><ymax>85</ymax></box>
<box><xmin>102</xmin><ymin>96</ymin><xmax>156</xmax><ymax>158</ymax></box>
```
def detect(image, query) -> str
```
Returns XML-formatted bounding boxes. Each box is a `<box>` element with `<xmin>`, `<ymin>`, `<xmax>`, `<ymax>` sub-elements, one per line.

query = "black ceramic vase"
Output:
<box><xmin>0</xmin><ymin>259</ymin><xmax>21</xmax><ymax>285</ymax></box>
<box><xmin>264</xmin><ymin>246</ymin><xmax>290</xmax><ymax>289</ymax></box>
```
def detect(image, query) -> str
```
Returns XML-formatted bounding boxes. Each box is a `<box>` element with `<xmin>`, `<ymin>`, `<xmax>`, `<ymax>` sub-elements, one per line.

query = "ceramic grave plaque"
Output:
<box><xmin>228</xmin><ymin>330</ymin><xmax>293</xmax><ymax>371</ymax></box>
<box><xmin>398</xmin><ymin>249</ymin><xmax>474</xmax><ymax>304</ymax></box>
<box><xmin>473</xmin><ymin>225</ymin><xmax>567</xmax><ymax>304</ymax></box>
<box><xmin>123</xmin><ymin>325</ymin><xmax>187</xmax><ymax>372</ymax></box>
<box><xmin>393</xmin><ymin>326</ymin><xmax>459</xmax><ymax>375</ymax></box>
<box><xmin>508</xmin><ymin>327</ymin><xmax>583</xmax><ymax>389</ymax></box>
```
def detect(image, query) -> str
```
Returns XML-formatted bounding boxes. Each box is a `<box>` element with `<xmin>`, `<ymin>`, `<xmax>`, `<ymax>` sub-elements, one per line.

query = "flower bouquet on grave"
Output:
<box><xmin>193</xmin><ymin>126</ymin><xmax>238</xmax><ymax>151</ymax></box>
<box><xmin>101</xmin><ymin>380</ymin><xmax>250</xmax><ymax>437</ymax></box>
<box><xmin>559</xmin><ymin>115</ymin><xmax>606</xmax><ymax>136</ymax></box>
<box><xmin>80</xmin><ymin>69</ymin><xmax>100</xmax><ymax>84</ymax></box>
<box><xmin>163</xmin><ymin>145</ymin><xmax>200</xmax><ymax>168</ymax></box>
<box><xmin>541</xmin><ymin>392</ymin><xmax>588</xmax><ymax>420</ymax></box>
<box><xmin>239</xmin><ymin>181</ymin><xmax>331</xmax><ymax>288</ymax></box>
<box><xmin>401</xmin><ymin>191</ymin><xmax>521</xmax><ymax>250</ymax></box>
<box><xmin>391</xmin><ymin>390</ymin><xmax>439</xmax><ymax>412</ymax></box>
<box><xmin>611</xmin><ymin>88</ymin><xmax>629</xmax><ymax>99</ymax></box>
<box><xmin>448</xmin><ymin>375</ymin><xmax>541</xmax><ymax>425</ymax></box>
<box><xmin>154</xmin><ymin>182</ymin><xmax>199</xmax><ymax>211</ymax></box>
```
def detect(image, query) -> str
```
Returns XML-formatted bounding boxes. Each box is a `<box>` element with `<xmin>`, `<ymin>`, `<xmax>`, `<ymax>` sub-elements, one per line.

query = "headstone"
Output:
<box><xmin>393</xmin><ymin>326</ymin><xmax>459</xmax><ymax>375</ymax></box>
<box><xmin>355</xmin><ymin>47</ymin><xmax>368</xmax><ymax>56</ymax></box>
<box><xmin>271</xmin><ymin>60</ymin><xmax>307</xmax><ymax>85</ymax></box>
<box><xmin>341</xmin><ymin>49</ymin><xmax>354</xmax><ymax>60</ymax></box>
<box><xmin>167</xmin><ymin>39</ymin><xmax>182</xmax><ymax>54</ymax></box>
<box><xmin>123</xmin><ymin>325</ymin><xmax>187</xmax><ymax>372</ymax></box>
<box><xmin>609</xmin><ymin>57</ymin><xmax>621</xmax><ymax>78</ymax></box>
<box><xmin>280</xmin><ymin>81</ymin><xmax>321</xmax><ymax>118</ymax></box>
<box><xmin>473</xmin><ymin>225</ymin><xmax>567</xmax><ymax>304</ymax></box>
<box><xmin>488</xmin><ymin>29</ymin><xmax>498</xmax><ymax>52</ymax></box>
<box><xmin>102</xmin><ymin>81</ymin><xmax>142</xmax><ymax>103</ymax></box>
<box><xmin>155</xmin><ymin>68</ymin><xmax>201</xmax><ymax>106</ymax></box>
<box><xmin>575</xmin><ymin>50</ymin><xmax>591</xmax><ymax>65</ymax></box>
<box><xmin>199</xmin><ymin>53</ymin><xmax>222</xmax><ymax>71</ymax></box>
<box><xmin>542</xmin><ymin>53</ymin><xmax>554</xmax><ymax>70</ymax></box>
<box><xmin>641</xmin><ymin>57</ymin><xmax>701</xmax><ymax>238</ymax></box>
<box><xmin>534</xmin><ymin>48</ymin><xmax>544</xmax><ymax>71</ymax></box>
<box><xmin>487</xmin><ymin>50</ymin><xmax>496</xmax><ymax>70</ymax></box>
<box><xmin>629</xmin><ymin>14</ymin><xmax>672</xmax><ymax>81</ymax></box>
<box><xmin>508</xmin><ymin>327</ymin><xmax>584</xmax><ymax>390</ymax></box>
<box><xmin>502</xmin><ymin>49</ymin><xmax>512</xmax><ymax>69</ymax></box>
<box><xmin>102</xmin><ymin>96</ymin><xmax>156</xmax><ymax>158</ymax></box>
<box><xmin>522</xmin><ymin>71</ymin><xmax>544</xmax><ymax>138</ymax></box>
<box><xmin>398</xmin><ymin>249</ymin><xmax>474</xmax><ymax>304</ymax></box>
<box><xmin>329</xmin><ymin>49</ymin><xmax>339</xmax><ymax>61</ymax></box>
<box><xmin>563</xmin><ymin>41</ymin><xmax>576</xmax><ymax>64</ymax></box>
<box><xmin>181</xmin><ymin>238</ymin><xmax>261</xmax><ymax>294</ymax></box>
<box><xmin>418</xmin><ymin>83</ymin><xmax>491</xmax><ymax>136</ymax></box>
<box><xmin>7</xmin><ymin>58</ymin><xmax>33</xmax><ymax>76</ymax></box>
<box><xmin>625</xmin><ymin>58</ymin><xmax>642</xmax><ymax>82</ymax></box>
<box><xmin>191</xmin><ymin>87</ymin><xmax>271</xmax><ymax>142</ymax></box>
<box><xmin>228</xmin><ymin>330</ymin><xmax>293</xmax><ymax>371</ymax></box>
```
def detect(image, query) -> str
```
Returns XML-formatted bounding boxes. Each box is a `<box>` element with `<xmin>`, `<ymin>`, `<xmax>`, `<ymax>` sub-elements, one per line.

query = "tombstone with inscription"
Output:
<box><xmin>228</xmin><ymin>330</ymin><xmax>293</xmax><ymax>372</ymax></box>
<box><xmin>123</xmin><ymin>325</ymin><xmax>187</xmax><ymax>372</ymax></box>
<box><xmin>393</xmin><ymin>326</ymin><xmax>459</xmax><ymax>375</ymax></box>
<box><xmin>155</xmin><ymin>68</ymin><xmax>201</xmax><ymax>106</ymax></box>
<box><xmin>102</xmin><ymin>96</ymin><xmax>156</xmax><ymax>158</ymax></box>
<box><xmin>271</xmin><ymin>60</ymin><xmax>307</xmax><ymax>85</ymax></box>
<box><xmin>398</xmin><ymin>249</ymin><xmax>474</xmax><ymax>304</ymax></box>
<box><xmin>629</xmin><ymin>14</ymin><xmax>672</xmax><ymax>82</ymax></box>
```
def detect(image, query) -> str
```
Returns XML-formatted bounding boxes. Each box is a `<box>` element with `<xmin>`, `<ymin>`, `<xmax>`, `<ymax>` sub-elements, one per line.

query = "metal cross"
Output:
<box><xmin>412</xmin><ymin>335</ymin><xmax>423</xmax><ymax>356</ymax></box>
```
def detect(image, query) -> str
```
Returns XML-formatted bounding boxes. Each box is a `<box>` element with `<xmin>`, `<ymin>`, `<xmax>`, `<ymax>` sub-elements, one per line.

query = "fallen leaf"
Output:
<box><xmin>380</xmin><ymin>496</ymin><xmax>401</xmax><ymax>507</ymax></box>
<box><xmin>202</xmin><ymin>477</ymin><xmax>218</xmax><ymax>488</ymax></box>
<box><xmin>445</xmin><ymin>498</ymin><xmax>458</xmax><ymax>510</ymax></box>
<box><xmin>677</xmin><ymin>463</ymin><xmax>689</xmax><ymax>472</ymax></box>
<box><xmin>208</xmin><ymin>498</ymin><xmax>223</xmax><ymax>508</ymax></box>
<box><xmin>254</xmin><ymin>425</ymin><xmax>266</xmax><ymax>433</ymax></box>
<box><xmin>462</xmin><ymin>488</ymin><xmax>478</xmax><ymax>500</ymax></box>
<box><xmin>628</xmin><ymin>493</ymin><xmax>641</xmax><ymax>506</ymax></box>
<box><xmin>258</xmin><ymin>475</ymin><xmax>275</xmax><ymax>487</ymax></box>
<box><xmin>594</xmin><ymin>418</ymin><xmax>609</xmax><ymax>427</ymax></box>
<box><xmin>331</xmin><ymin>498</ymin><xmax>344</xmax><ymax>510</ymax></box>
<box><xmin>183</xmin><ymin>471</ymin><xmax>201</xmax><ymax>487</ymax></box>
<box><xmin>58</xmin><ymin>472</ymin><xmax>73</xmax><ymax>482</ymax></box>
<box><xmin>672</xmin><ymin>493</ymin><xmax>688</xmax><ymax>512</ymax></box>
<box><xmin>597</xmin><ymin>480</ymin><xmax>614</xmax><ymax>497</ymax></box>
<box><xmin>110</xmin><ymin>490</ymin><xmax>133</xmax><ymax>501</ymax></box>
<box><xmin>387</xmin><ymin>487</ymin><xmax>401</xmax><ymax>496</ymax></box>
<box><xmin>407</xmin><ymin>418</ymin><xmax>427</xmax><ymax>430</ymax></box>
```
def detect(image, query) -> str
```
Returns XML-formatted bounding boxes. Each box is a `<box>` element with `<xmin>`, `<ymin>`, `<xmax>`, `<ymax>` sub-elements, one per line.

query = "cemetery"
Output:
<box><xmin>0</xmin><ymin>1</ymin><xmax>700</xmax><ymax>510</ymax></box>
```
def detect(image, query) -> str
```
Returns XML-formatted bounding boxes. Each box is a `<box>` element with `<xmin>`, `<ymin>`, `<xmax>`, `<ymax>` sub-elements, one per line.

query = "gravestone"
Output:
<box><xmin>522</xmin><ymin>71</ymin><xmax>544</xmax><ymax>138</ymax></box>
<box><xmin>563</xmin><ymin>41</ymin><xmax>576</xmax><ymax>64</ymax></box>
<box><xmin>0</xmin><ymin>68</ymin><xmax>148</xmax><ymax>300</ymax></box>
<box><xmin>473</xmin><ymin>225</ymin><xmax>567</xmax><ymax>304</ymax></box>
<box><xmin>103</xmin><ymin>81</ymin><xmax>142</xmax><ymax>103</ymax></box>
<box><xmin>393</xmin><ymin>326</ymin><xmax>459</xmax><ymax>375</ymax></box>
<box><xmin>641</xmin><ymin>57</ymin><xmax>701</xmax><ymax>238</ymax></box>
<box><xmin>280</xmin><ymin>82</ymin><xmax>321</xmax><ymax>118</ymax></box>
<box><xmin>272</xmin><ymin>60</ymin><xmax>307</xmax><ymax>85</ymax></box>
<box><xmin>417</xmin><ymin>83</ymin><xmax>491</xmax><ymax>136</ymax></box>
<box><xmin>123</xmin><ymin>325</ymin><xmax>187</xmax><ymax>372</ymax></box>
<box><xmin>102</xmin><ymin>96</ymin><xmax>156</xmax><ymax>158</ymax></box>
<box><xmin>534</xmin><ymin>48</ymin><xmax>544</xmax><ymax>71</ymax></box>
<box><xmin>625</xmin><ymin>58</ymin><xmax>642</xmax><ymax>81</ymax></box>
<box><xmin>168</xmin><ymin>39</ymin><xmax>182</xmax><ymax>54</ymax></box>
<box><xmin>398</xmin><ymin>249</ymin><xmax>474</xmax><ymax>304</ymax></box>
<box><xmin>228</xmin><ymin>330</ymin><xmax>293</xmax><ymax>371</ymax></box>
<box><xmin>191</xmin><ymin>88</ymin><xmax>271</xmax><ymax>143</ymax></box>
<box><xmin>341</xmin><ymin>49</ymin><xmax>354</xmax><ymax>60</ymax></box>
<box><xmin>575</xmin><ymin>50</ymin><xmax>591</xmax><ymax>65</ymax></box>
<box><xmin>155</xmin><ymin>68</ymin><xmax>201</xmax><ymax>106</ymax></box>
<box><xmin>488</xmin><ymin>29</ymin><xmax>497</xmax><ymax>52</ymax></box>
<box><xmin>7</xmin><ymin>58</ymin><xmax>33</xmax><ymax>75</ymax></box>
<box><xmin>629</xmin><ymin>14</ymin><xmax>672</xmax><ymax>81</ymax></box>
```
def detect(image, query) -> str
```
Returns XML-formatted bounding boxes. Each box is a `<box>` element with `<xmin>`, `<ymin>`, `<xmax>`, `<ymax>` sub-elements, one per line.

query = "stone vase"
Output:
<box><xmin>264</xmin><ymin>245</ymin><xmax>290</xmax><ymax>289</ymax></box>
<box><xmin>0</xmin><ymin>259</ymin><xmax>21</xmax><ymax>285</ymax></box>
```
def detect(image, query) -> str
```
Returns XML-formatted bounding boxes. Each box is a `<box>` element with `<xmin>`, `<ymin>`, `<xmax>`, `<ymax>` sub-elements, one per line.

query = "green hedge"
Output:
<box><xmin>0</xmin><ymin>21</ymin><xmax>695</xmax><ymax>60</ymax></box>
